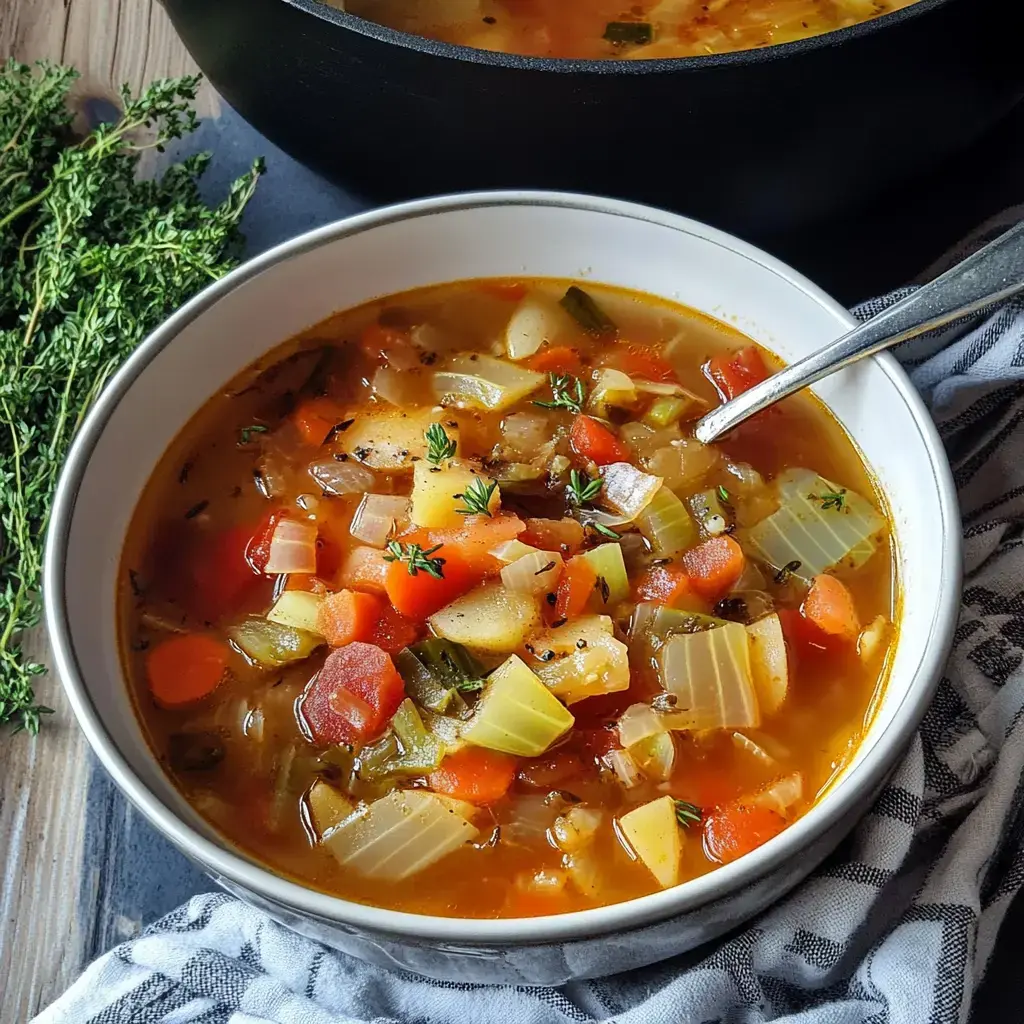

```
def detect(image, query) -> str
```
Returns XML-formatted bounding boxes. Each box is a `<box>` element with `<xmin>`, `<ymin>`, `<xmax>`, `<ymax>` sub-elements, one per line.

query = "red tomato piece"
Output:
<box><xmin>569</xmin><ymin>415</ymin><xmax>629</xmax><ymax>466</ymax></box>
<box><xmin>299</xmin><ymin>642</ymin><xmax>405</xmax><ymax>745</ymax></box>
<box><xmin>611</xmin><ymin>344</ymin><xmax>677</xmax><ymax>383</ymax></box>
<box><xmin>528</xmin><ymin>346</ymin><xmax>584</xmax><ymax>376</ymax></box>
<box><xmin>703</xmin><ymin>801</ymin><xmax>788</xmax><ymax>864</ymax></box>
<box><xmin>369</xmin><ymin>603</ymin><xmax>421</xmax><ymax>653</ymax></box>
<box><xmin>705</xmin><ymin>345</ymin><xmax>770</xmax><ymax>401</ymax></box>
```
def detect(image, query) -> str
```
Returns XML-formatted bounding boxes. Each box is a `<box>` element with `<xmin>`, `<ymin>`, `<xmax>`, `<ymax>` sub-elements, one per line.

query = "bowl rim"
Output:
<box><xmin>44</xmin><ymin>189</ymin><xmax>961</xmax><ymax>946</ymax></box>
<box><xmin>280</xmin><ymin>0</ymin><xmax>952</xmax><ymax>75</ymax></box>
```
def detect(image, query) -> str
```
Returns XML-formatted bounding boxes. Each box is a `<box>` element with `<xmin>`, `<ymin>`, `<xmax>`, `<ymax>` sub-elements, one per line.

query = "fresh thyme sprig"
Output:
<box><xmin>674</xmin><ymin>800</ymin><xmax>702</xmax><ymax>827</ymax></box>
<box><xmin>383</xmin><ymin>541</ymin><xmax>446</xmax><ymax>578</ymax></box>
<box><xmin>812</xmin><ymin>488</ymin><xmax>847</xmax><ymax>512</ymax></box>
<box><xmin>566</xmin><ymin>468</ymin><xmax>602</xmax><ymax>506</ymax></box>
<box><xmin>238</xmin><ymin>424</ymin><xmax>267</xmax><ymax>446</ymax></box>
<box><xmin>425</xmin><ymin>422</ymin><xmax>456</xmax><ymax>465</ymax></box>
<box><xmin>590</xmin><ymin>522</ymin><xmax>620</xmax><ymax>540</ymax></box>
<box><xmin>0</xmin><ymin>62</ymin><xmax>262</xmax><ymax>734</ymax></box>
<box><xmin>533</xmin><ymin>373</ymin><xmax>586</xmax><ymax>415</ymax></box>
<box><xmin>456</xmin><ymin>476</ymin><xmax>497</xmax><ymax>517</ymax></box>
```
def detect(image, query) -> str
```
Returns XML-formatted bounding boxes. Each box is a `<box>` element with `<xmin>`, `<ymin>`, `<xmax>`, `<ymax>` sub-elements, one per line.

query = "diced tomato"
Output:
<box><xmin>703</xmin><ymin>800</ymin><xmax>787</xmax><ymax>864</ymax></box>
<box><xmin>569</xmin><ymin>415</ymin><xmax>629</xmax><ymax>466</ymax></box>
<box><xmin>611</xmin><ymin>344</ymin><xmax>677</xmax><ymax>383</ymax></box>
<box><xmin>705</xmin><ymin>345</ymin><xmax>770</xmax><ymax>401</ymax></box>
<box><xmin>528</xmin><ymin>346</ymin><xmax>583</xmax><ymax>376</ymax></box>
<box><xmin>778</xmin><ymin>606</ymin><xmax>842</xmax><ymax>656</ymax></box>
<box><xmin>554</xmin><ymin>557</ymin><xmax>597</xmax><ymax>622</ymax></box>
<box><xmin>245</xmin><ymin>508</ymin><xmax>287</xmax><ymax>575</ymax></box>
<box><xmin>520</xmin><ymin>517</ymin><xmax>585</xmax><ymax>558</ymax></box>
<box><xmin>681</xmin><ymin>536</ymin><xmax>745</xmax><ymax>600</ymax></box>
<box><xmin>317</xmin><ymin>589</ymin><xmax>383</xmax><ymax>647</ymax></box>
<box><xmin>429</xmin><ymin>747</ymin><xmax>517</xmax><ymax>804</ymax></box>
<box><xmin>479</xmin><ymin>280</ymin><xmax>528</xmax><ymax>302</ymax></box>
<box><xmin>635</xmin><ymin>564</ymin><xmax>693</xmax><ymax>606</ymax></box>
<box><xmin>292</xmin><ymin>396</ymin><xmax>347</xmax><ymax>446</ymax></box>
<box><xmin>189</xmin><ymin>522</ymin><xmax>265</xmax><ymax>619</ymax></box>
<box><xmin>384</xmin><ymin>543</ymin><xmax>482</xmax><ymax>620</ymax></box>
<box><xmin>802</xmin><ymin>574</ymin><xmax>861</xmax><ymax>642</ymax></box>
<box><xmin>299</xmin><ymin>642</ymin><xmax>404</xmax><ymax>744</ymax></box>
<box><xmin>368</xmin><ymin>604</ymin><xmax>421</xmax><ymax>653</ymax></box>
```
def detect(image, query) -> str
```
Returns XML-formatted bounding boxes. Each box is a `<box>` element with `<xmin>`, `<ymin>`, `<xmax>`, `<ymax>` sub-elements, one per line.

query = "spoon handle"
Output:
<box><xmin>693</xmin><ymin>220</ymin><xmax>1024</xmax><ymax>444</ymax></box>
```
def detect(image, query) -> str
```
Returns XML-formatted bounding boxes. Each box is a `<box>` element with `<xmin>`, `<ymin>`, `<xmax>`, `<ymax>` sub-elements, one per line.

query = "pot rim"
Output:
<box><xmin>280</xmin><ymin>0</ymin><xmax>952</xmax><ymax>74</ymax></box>
<box><xmin>44</xmin><ymin>189</ymin><xmax>961</xmax><ymax>946</ymax></box>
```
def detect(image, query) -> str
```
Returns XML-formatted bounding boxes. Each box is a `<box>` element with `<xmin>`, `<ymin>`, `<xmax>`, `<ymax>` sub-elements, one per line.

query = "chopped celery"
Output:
<box><xmin>658</xmin><ymin>623</ymin><xmax>760</xmax><ymax>731</ymax></box>
<box><xmin>267</xmin><ymin>591</ymin><xmax>323</xmax><ymax>636</ymax></box>
<box><xmin>636</xmin><ymin>485</ymin><xmax>698</xmax><ymax>556</ymax></box>
<box><xmin>410</xmin><ymin>460</ymin><xmax>500</xmax><ymax>528</ymax></box>
<box><xmin>617</xmin><ymin>795</ymin><xmax>681</xmax><ymax>889</ymax></box>
<box><xmin>744</xmin><ymin>468</ymin><xmax>886</xmax><ymax>582</ymax></box>
<box><xmin>532</xmin><ymin>616</ymin><xmax>630</xmax><ymax>704</ymax></box>
<box><xmin>642</xmin><ymin>396</ymin><xmax>689</xmax><ymax>428</ymax></box>
<box><xmin>689</xmin><ymin>488</ymin><xmax>731</xmax><ymax>535</ymax></box>
<box><xmin>745</xmin><ymin>613</ymin><xmax>788</xmax><ymax>715</ymax></box>
<box><xmin>395</xmin><ymin>639</ymin><xmax>479</xmax><ymax>714</ymax></box>
<box><xmin>323</xmin><ymin>789</ymin><xmax>478</xmax><ymax>880</ymax></box>
<box><xmin>588</xmin><ymin>368</ymin><xmax>637</xmax><ymax>418</ymax></box>
<box><xmin>577</xmin><ymin>543</ymin><xmax>629</xmax><ymax>606</ymax></box>
<box><xmin>429</xmin><ymin>583</ymin><xmax>541</xmax><ymax>654</ymax></box>
<box><xmin>433</xmin><ymin>354</ymin><xmax>545</xmax><ymax>412</ymax></box>
<box><xmin>307</xmin><ymin>779</ymin><xmax>354</xmax><ymax>837</ymax></box>
<box><xmin>632</xmin><ymin>602</ymin><xmax>729</xmax><ymax>651</ymax></box>
<box><xmin>354</xmin><ymin>732</ymin><xmax>399</xmax><ymax>782</ymax></box>
<box><xmin>386</xmin><ymin>698</ymin><xmax>445</xmax><ymax>774</ymax></box>
<box><xmin>228</xmin><ymin>616</ymin><xmax>322</xmax><ymax>668</ymax></box>
<box><xmin>462</xmin><ymin>654</ymin><xmax>574</xmax><ymax>756</ymax></box>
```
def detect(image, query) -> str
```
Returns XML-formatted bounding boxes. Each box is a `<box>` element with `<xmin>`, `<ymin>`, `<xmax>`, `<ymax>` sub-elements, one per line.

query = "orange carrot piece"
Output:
<box><xmin>681</xmin><ymin>535</ymin><xmax>745</xmax><ymax>599</ymax></box>
<box><xmin>384</xmin><ymin>545</ymin><xmax>481</xmax><ymax>620</ymax></box>
<box><xmin>146</xmin><ymin>634</ymin><xmax>228</xmax><ymax>708</ymax></box>
<box><xmin>611</xmin><ymin>344</ymin><xmax>677</xmax><ymax>383</ymax></box>
<box><xmin>528</xmin><ymin>346</ymin><xmax>583</xmax><ymax>376</ymax></box>
<box><xmin>429</xmin><ymin>747</ymin><xmax>517</xmax><ymax>804</ymax></box>
<box><xmin>802</xmin><ymin>574</ymin><xmax>861</xmax><ymax>641</ymax></box>
<box><xmin>292</xmin><ymin>396</ymin><xmax>346</xmax><ymax>446</ymax></box>
<box><xmin>400</xmin><ymin>513</ymin><xmax>525</xmax><ymax>576</ymax></box>
<box><xmin>703</xmin><ymin>801</ymin><xmax>787</xmax><ymax>864</ymax></box>
<box><xmin>505</xmin><ymin>888</ymin><xmax>575</xmax><ymax>918</ymax></box>
<box><xmin>635</xmin><ymin>564</ymin><xmax>693</xmax><ymax>606</ymax></box>
<box><xmin>317</xmin><ymin>589</ymin><xmax>384</xmax><ymax>647</ymax></box>
<box><xmin>554</xmin><ymin>557</ymin><xmax>597</xmax><ymax>621</ymax></box>
<box><xmin>569</xmin><ymin>415</ymin><xmax>629</xmax><ymax>466</ymax></box>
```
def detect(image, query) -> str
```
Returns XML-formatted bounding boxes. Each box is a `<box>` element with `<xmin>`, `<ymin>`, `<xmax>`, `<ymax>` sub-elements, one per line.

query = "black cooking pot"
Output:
<box><xmin>162</xmin><ymin>0</ymin><xmax>1021</xmax><ymax>237</ymax></box>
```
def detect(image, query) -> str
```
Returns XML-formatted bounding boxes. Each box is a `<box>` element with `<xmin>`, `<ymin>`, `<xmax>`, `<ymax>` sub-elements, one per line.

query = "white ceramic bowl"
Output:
<box><xmin>44</xmin><ymin>192</ymin><xmax>960</xmax><ymax>985</ymax></box>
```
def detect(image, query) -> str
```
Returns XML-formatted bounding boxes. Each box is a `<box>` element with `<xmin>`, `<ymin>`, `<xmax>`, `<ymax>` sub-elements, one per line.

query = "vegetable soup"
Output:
<box><xmin>332</xmin><ymin>0</ymin><xmax>921</xmax><ymax>59</ymax></box>
<box><xmin>120</xmin><ymin>279</ymin><xmax>896</xmax><ymax>918</ymax></box>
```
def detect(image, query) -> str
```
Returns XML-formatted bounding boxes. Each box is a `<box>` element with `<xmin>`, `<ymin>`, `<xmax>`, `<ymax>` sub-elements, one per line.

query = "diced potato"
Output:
<box><xmin>532</xmin><ymin>615</ymin><xmax>630</xmax><ymax>704</ymax></box>
<box><xmin>429</xmin><ymin>584</ymin><xmax>541</xmax><ymax>654</ymax></box>
<box><xmin>461</xmin><ymin>654</ymin><xmax>574</xmax><ymax>756</ymax></box>
<box><xmin>267</xmin><ymin>591</ymin><xmax>323</xmax><ymax>636</ymax></box>
<box><xmin>410</xmin><ymin>460</ymin><xmax>500</xmax><ymax>528</ymax></box>
<box><xmin>307</xmin><ymin>779</ymin><xmax>354</xmax><ymax>837</ymax></box>
<box><xmin>617</xmin><ymin>795</ymin><xmax>681</xmax><ymax>889</ymax></box>
<box><xmin>335</xmin><ymin>408</ymin><xmax>459</xmax><ymax>473</ymax></box>
<box><xmin>745</xmin><ymin>613</ymin><xmax>788</xmax><ymax>715</ymax></box>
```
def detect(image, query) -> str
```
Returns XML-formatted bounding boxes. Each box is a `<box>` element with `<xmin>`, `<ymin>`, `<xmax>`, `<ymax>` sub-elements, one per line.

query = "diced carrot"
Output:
<box><xmin>505</xmin><ymin>889</ymin><xmax>575</xmax><ymax>918</ymax></box>
<box><xmin>292</xmin><ymin>396</ymin><xmax>347</xmax><ymax>446</ymax></box>
<box><xmin>284</xmin><ymin>573</ymin><xmax>330</xmax><ymax>595</ymax></box>
<box><xmin>384</xmin><ymin>544</ymin><xmax>482</xmax><ymax>620</ymax></box>
<box><xmin>635</xmin><ymin>564</ymin><xmax>693</xmax><ymax>606</ymax></box>
<box><xmin>569</xmin><ymin>415</ymin><xmax>629</xmax><ymax>466</ymax></box>
<box><xmin>611</xmin><ymin>344</ymin><xmax>677</xmax><ymax>383</ymax></box>
<box><xmin>400</xmin><ymin>513</ymin><xmax>525</xmax><ymax>576</ymax></box>
<box><xmin>777</xmin><ymin>606</ymin><xmax>840</xmax><ymax>657</ymax></box>
<box><xmin>146</xmin><ymin>634</ymin><xmax>228</xmax><ymax>708</ymax></box>
<box><xmin>705</xmin><ymin>345</ymin><xmax>770</xmax><ymax>402</ymax></box>
<box><xmin>317</xmin><ymin>589</ymin><xmax>384</xmax><ymax>647</ymax></box>
<box><xmin>554</xmin><ymin>556</ymin><xmax>597</xmax><ymax>621</ymax></box>
<box><xmin>369</xmin><ymin>604</ymin><xmax>421</xmax><ymax>653</ymax></box>
<box><xmin>479</xmin><ymin>280</ymin><xmax>528</xmax><ymax>302</ymax></box>
<box><xmin>429</xmin><ymin>747</ymin><xmax>517</xmax><ymax>804</ymax></box>
<box><xmin>300</xmin><ymin>642</ymin><xmax>404</xmax><ymax>744</ymax></box>
<box><xmin>338</xmin><ymin>546</ymin><xmax>389</xmax><ymax>593</ymax></box>
<box><xmin>703</xmin><ymin>801</ymin><xmax>787</xmax><ymax>864</ymax></box>
<box><xmin>802</xmin><ymin>574</ymin><xmax>861</xmax><ymax>642</ymax></box>
<box><xmin>681</xmin><ymin>536</ymin><xmax>745</xmax><ymax>600</ymax></box>
<box><xmin>520</xmin><ymin>517</ymin><xmax>585</xmax><ymax>558</ymax></box>
<box><xmin>528</xmin><ymin>346</ymin><xmax>583</xmax><ymax>376</ymax></box>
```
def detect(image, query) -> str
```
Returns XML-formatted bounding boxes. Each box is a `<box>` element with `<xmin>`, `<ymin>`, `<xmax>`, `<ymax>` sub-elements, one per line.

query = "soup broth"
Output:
<box><xmin>120</xmin><ymin>279</ymin><xmax>896</xmax><ymax>918</ymax></box>
<box><xmin>335</xmin><ymin>0</ymin><xmax>921</xmax><ymax>59</ymax></box>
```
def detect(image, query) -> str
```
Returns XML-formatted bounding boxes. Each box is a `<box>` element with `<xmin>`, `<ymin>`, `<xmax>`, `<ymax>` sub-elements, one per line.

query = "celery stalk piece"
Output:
<box><xmin>636</xmin><ymin>485</ymin><xmax>698</xmax><ymax>556</ymax></box>
<box><xmin>228</xmin><ymin>616</ymin><xmax>322</xmax><ymax>668</ymax></box>
<box><xmin>267</xmin><ymin>591</ymin><xmax>323</xmax><ymax>636</ymax></box>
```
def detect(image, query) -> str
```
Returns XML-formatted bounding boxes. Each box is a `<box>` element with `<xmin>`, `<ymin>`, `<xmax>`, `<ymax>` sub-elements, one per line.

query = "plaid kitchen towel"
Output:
<box><xmin>33</xmin><ymin>204</ymin><xmax>1024</xmax><ymax>1024</ymax></box>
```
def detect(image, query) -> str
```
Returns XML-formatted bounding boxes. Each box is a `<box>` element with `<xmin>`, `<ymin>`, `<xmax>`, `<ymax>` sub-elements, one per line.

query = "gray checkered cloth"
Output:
<box><xmin>34</xmin><ymin>207</ymin><xmax>1024</xmax><ymax>1024</ymax></box>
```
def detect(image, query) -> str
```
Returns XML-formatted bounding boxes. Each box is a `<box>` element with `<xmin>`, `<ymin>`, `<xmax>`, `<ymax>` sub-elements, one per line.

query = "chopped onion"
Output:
<box><xmin>372</xmin><ymin>366</ymin><xmax>426</xmax><ymax>408</ymax></box>
<box><xmin>550</xmin><ymin>806</ymin><xmax>603</xmax><ymax>853</ymax></box>
<box><xmin>501</xmin><ymin>411</ymin><xmax>554</xmax><ymax>458</ymax></box>
<box><xmin>604</xmin><ymin>748</ymin><xmax>643</xmax><ymax>788</ymax></box>
<box><xmin>731</xmin><ymin>731</ymin><xmax>776</xmax><ymax>766</ymax></box>
<box><xmin>600</xmin><ymin>462</ymin><xmax>663</xmax><ymax>520</ymax></box>
<box><xmin>750</xmin><ymin>772</ymin><xmax>804</xmax><ymax>818</ymax></box>
<box><xmin>323</xmin><ymin>790</ymin><xmax>478</xmax><ymax>880</ymax></box>
<box><xmin>503</xmin><ymin>793</ymin><xmax>570</xmax><ymax>845</ymax></box>
<box><xmin>490</xmin><ymin>538</ymin><xmax>540</xmax><ymax>564</ymax></box>
<box><xmin>630</xmin><ymin>731</ymin><xmax>676</xmax><ymax>781</ymax></box>
<box><xmin>589</xmin><ymin>368</ymin><xmax>637</xmax><ymax>417</ymax></box>
<box><xmin>500</xmin><ymin>549</ymin><xmax>563</xmax><ymax>595</ymax></box>
<box><xmin>350</xmin><ymin>493</ymin><xmax>409</xmax><ymax>548</ymax></box>
<box><xmin>309</xmin><ymin>458</ymin><xmax>376</xmax><ymax>496</ymax></box>
<box><xmin>433</xmin><ymin>353</ymin><xmax>545</xmax><ymax>412</ymax></box>
<box><xmin>617</xmin><ymin>702</ymin><xmax>692</xmax><ymax>746</ymax></box>
<box><xmin>504</xmin><ymin>293</ymin><xmax>570</xmax><ymax>360</ymax></box>
<box><xmin>636</xmin><ymin>485</ymin><xmax>698</xmax><ymax>556</ymax></box>
<box><xmin>264</xmin><ymin>517</ymin><xmax>318</xmax><ymax>574</ymax></box>
<box><xmin>514</xmin><ymin>868</ymin><xmax>569</xmax><ymax>893</ymax></box>
<box><xmin>858</xmin><ymin>614</ymin><xmax>891</xmax><ymax>662</ymax></box>
<box><xmin>646</xmin><ymin>438</ymin><xmax>720</xmax><ymax>492</ymax></box>
<box><xmin>619</xmin><ymin>421</ymin><xmax>682</xmax><ymax>461</ymax></box>
<box><xmin>658</xmin><ymin>623</ymin><xmax>760</xmax><ymax>731</ymax></box>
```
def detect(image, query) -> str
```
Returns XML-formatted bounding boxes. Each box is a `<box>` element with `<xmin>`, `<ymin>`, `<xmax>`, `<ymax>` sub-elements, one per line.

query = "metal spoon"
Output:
<box><xmin>693</xmin><ymin>220</ymin><xmax>1024</xmax><ymax>445</ymax></box>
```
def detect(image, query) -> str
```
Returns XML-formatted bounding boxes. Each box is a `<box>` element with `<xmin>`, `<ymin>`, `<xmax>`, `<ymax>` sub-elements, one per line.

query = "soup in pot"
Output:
<box><xmin>333</xmin><ymin>0</ymin><xmax>921</xmax><ymax>59</ymax></box>
<box><xmin>120</xmin><ymin>279</ymin><xmax>896</xmax><ymax>918</ymax></box>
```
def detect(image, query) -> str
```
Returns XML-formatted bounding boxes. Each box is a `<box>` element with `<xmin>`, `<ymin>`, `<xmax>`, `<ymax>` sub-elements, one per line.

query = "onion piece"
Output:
<box><xmin>350</xmin><ymin>494</ymin><xmax>410</xmax><ymax>548</ymax></box>
<box><xmin>500</xmin><ymin>549</ymin><xmax>563</xmax><ymax>595</ymax></box>
<box><xmin>745</xmin><ymin>613</ymin><xmax>788</xmax><ymax>715</ymax></box>
<box><xmin>550</xmin><ymin>806</ymin><xmax>603</xmax><ymax>854</ymax></box>
<box><xmin>504</xmin><ymin>293</ymin><xmax>570</xmax><ymax>360</ymax></box>
<box><xmin>630</xmin><ymin>731</ymin><xmax>676</xmax><ymax>781</ymax></box>
<box><xmin>749</xmin><ymin>772</ymin><xmax>804</xmax><ymax>818</ymax></box>
<box><xmin>433</xmin><ymin>354</ymin><xmax>545</xmax><ymax>412</ymax></box>
<box><xmin>600</xmin><ymin>462</ymin><xmax>662</xmax><ymax>520</ymax></box>
<box><xmin>636</xmin><ymin>485</ymin><xmax>698</xmax><ymax>556</ymax></box>
<box><xmin>731</xmin><ymin>731</ymin><xmax>776</xmax><ymax>766</ymax></box>
<box><xmin>264</xmin><ymin>517</ymin><xmax>318</xmax><ymax>574</ymax></box>
<box><xmin>589</xmin><ymin>368</ymin><xmax>637</xmax><ymax>418</ymax></box>
<box><xmin>619</xmin><ymin>421</ymin><xmax>682</xmax><ymax>461</ymax></box>
<box><xmin>617</xmin><ymin>702</ymin><xmax>691</xmax><ymax>746</ymax></box>
<box><xmin>309</xmin><ymin>458</ymin><xmax>376</xmax><ymax>496</ymax></box>
<box><xmin>501</xmin><ymin>411</ymin><xmax>553</xmax><ymax>458</ymax></box>
<box><xmin>604</xmin><ymin>748</ymin><xmax>643</xmax><ymax>788</ymax></box>
<box><xmin>371</xmin><ymin>366</ymin><xmax>426</xmax><ymax>408</ymax></box>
